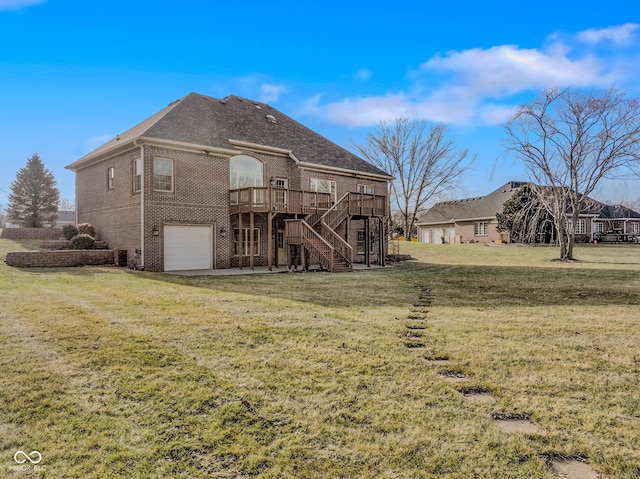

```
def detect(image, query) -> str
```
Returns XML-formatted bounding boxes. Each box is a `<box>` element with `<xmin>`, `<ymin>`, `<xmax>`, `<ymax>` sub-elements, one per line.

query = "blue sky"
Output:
<box><xmin>1</xmin><ymin>0</ymin><xmax>639</xmax><ymax>210</ymax></box>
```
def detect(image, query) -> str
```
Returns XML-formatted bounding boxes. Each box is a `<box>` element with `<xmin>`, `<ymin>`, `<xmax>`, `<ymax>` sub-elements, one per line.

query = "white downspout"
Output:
<box><xmin>134</xmin><ymin>140</ymin><xmax>145</xmax><ymax>269</ymax></box>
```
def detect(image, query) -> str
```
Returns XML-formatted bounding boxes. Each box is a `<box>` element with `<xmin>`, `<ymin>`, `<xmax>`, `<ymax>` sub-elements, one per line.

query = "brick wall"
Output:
<box><xmin>0</xmin><ymin>228</ymin><xmax>62</xmax><ymax>240</ymax></box>
<box><xmin>75</xmin><ymin>146</ymin><xmax>142</xmax><ymax>263</ymax></box>
<box><xmin>4</xmin><ymin>250</ymin><xmax>115</xmax><ymax>268</ymax></box>
<box><xmin>73</xmin><ymin>144</ymin><xmax>389</xmax><ymax>272</ymax></box>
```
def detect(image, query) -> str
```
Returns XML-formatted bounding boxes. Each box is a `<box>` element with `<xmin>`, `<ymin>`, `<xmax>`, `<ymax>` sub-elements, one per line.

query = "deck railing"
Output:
<box><xmin>320</xmin><ymin>221</ymin><xmax>353</xmax><ymax>267</ymax></box>
<box><xmin>285</xmin><ymin>219</ymin><xmax>334</xmax><ymax>271</ymax></box>
<box><xmin>230</xmin><ymin>188</ymin><xmax>388</xmax><ymax>217</ymax></box>
<box><xmin>230</xmin><ymin>187</ymin><xmax>333</xmax><ymax>215</ymax></box>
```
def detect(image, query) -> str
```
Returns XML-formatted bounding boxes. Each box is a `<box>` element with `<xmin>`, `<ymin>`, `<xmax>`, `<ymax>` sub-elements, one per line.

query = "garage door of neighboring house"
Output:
<box><xmin>419</xmin><ymin>228</ymin><xmax>430</xmax><ymax>243</ymax></box>
<box><xmin>164</xmin><ymin>225</ymin><xmax>213</xmax><ymax>271</ymax></box>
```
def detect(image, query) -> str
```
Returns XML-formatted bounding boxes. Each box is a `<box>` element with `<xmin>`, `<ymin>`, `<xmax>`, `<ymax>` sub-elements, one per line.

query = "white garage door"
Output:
<box><xmin>164</xmin><ymin>225</ymin><xmax>213</xmax><ymax>271</ymax></box>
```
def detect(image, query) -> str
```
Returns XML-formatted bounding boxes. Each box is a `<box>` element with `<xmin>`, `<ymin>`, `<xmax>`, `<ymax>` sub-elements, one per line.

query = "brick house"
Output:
<box><xmin>417</xmin><ymin>181</ymin><xmax>640</xmax><ymax>244</ymax></box>
<box><xmin>66</xmin><ymin>93</ymin><xmax>392</xmax><ymax>272</ymax></box>
<box><xmin>416</xmin><ymin>182</ymin><xmax>525</xmax><ymax>244</ymax></box>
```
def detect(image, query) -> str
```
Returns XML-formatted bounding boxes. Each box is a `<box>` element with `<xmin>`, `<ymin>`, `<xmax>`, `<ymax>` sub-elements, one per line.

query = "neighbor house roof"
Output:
<box><xmin>417</xmin><ymin>182</ymin><xmax>527</xmax><ymax>225</ymax></box>
<box><xmin>418</xmin><ymin>182</ymin><xmax>640</xmax><ymax>225</ymax></box>
<box><xmin>597</xmin><ymin>204</ymin><xmax>640</xmax><ymax>219</ymax></box>
<box><xmin>66</xmin><ymin>93</ymin><xmax>392</xmax><ymax>179</ymax></box>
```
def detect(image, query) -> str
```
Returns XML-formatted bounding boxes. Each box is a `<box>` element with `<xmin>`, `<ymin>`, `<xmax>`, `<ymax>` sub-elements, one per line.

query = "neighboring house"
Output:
<box><xmin>417</xmin><ymin>182</ymin><xmax>526</xmax><ymax>244</ymax></box>
<box><xmin>589</xmin><ymin>203</ymin><xmax>640</xmax><ymax>242</ymax></box>
<box><xmin>66</xmin><ymin>93</ymin><xmax>392</xmax><ymax>272</ymax></box>
<box><xmin>417</xmin><ymin>181</ymin><xmax>640</xmax><ymax>244</ymax></box>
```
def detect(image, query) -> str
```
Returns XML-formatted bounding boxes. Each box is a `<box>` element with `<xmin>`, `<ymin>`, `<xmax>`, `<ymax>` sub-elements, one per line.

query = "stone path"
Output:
<box><xmin>549</xmin><ymin>458</ymin><xmax>604</xmax><ymax>479</ymax></box>
<box><xmin>401</xmin><ymin>283</ymin><xmax>609</xmax><ymax>479</ymax></box>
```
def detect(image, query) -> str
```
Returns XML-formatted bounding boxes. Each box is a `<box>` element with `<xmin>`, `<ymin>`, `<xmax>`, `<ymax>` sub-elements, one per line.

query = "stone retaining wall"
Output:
<box><xmin>39</xmin><ymin>240</ymin><xmax>110</xmax><ymax>250</ymax></box>
<box><xmin>0</xmin><ymin>228</ymin><xmax>62</xmax><ymax>240</ymax></box>
<box><xmin>4</xmin><ymin>250</ymin><xmax>115</xmax><ymax>268</ymax></box>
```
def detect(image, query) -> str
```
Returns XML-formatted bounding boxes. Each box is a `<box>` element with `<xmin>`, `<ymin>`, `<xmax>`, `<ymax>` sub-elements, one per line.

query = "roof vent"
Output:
<box><xmin>221</xmin><ymin>96</ymin><xmax>230</xmax><ymax>104</ymax></box>
<box><xmin>266</xmin><ymin>114</ymin><xmax>277</xmax><ymax>123</ymax></box>
<box><xmin>254</xmin><ymin>103</ymin><xmax>262</xmax><ymax>110</ymax></box>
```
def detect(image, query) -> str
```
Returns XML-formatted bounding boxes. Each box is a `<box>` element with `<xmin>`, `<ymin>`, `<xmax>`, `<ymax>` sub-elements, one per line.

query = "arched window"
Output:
<box><xmin>230</xmin><ymin>155</ymin><xmax>263</xmax><ymax>189</ymax></box>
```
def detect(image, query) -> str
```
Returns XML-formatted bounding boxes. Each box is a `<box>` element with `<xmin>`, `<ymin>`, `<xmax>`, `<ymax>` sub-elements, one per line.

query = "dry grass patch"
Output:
<box><xmin>1</xmin><ymin>240</ymin><xmax>639</xmax><ymax>478</ymax></box>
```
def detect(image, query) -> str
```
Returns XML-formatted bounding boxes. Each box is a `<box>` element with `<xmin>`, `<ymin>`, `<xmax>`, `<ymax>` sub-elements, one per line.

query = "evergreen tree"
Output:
<box><xmin>7</xmin><ymin>154</ymin><xmax>60</xmax><ymax>227</ymax></box>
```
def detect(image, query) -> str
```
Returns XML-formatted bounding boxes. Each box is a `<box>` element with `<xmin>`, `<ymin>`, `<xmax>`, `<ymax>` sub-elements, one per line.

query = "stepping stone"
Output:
<box><xmin>491</xmin><ymin>414</ymin><xmax>544</xmax><ymax>434</ymax></box>
<box><xmin>405</xmin><ymin>341</ymin><xmax>425</xmax><ymax>348</ymax></box>
<box><xmin>550</xmin><ymin>458</ymin><xmax>602</xmax><ymax>479</ymax></box>
<box><xmin>438</xmin><ymin>370</ymin><xmax>467</xmax><ymax>382</ymax></box>
<box><xmin>459</xmin><ymin>387</ymin><xmax>496</xmax><ymax>403</ymax></box>
<box><xmin>403</xmin><ymin>332</ymin><xmax>423</xmax><ymax>340</ymax></box>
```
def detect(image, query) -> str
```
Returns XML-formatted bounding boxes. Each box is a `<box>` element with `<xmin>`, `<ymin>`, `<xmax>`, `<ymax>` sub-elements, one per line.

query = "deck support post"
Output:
<box><xmin>238</xmin><ymin>213</ymin><xmax>243</xmax><ymax>270</ymax></box>
<box><xmin>249</xmin><ymin>212</ymin><xmax>255</xmax><ymax>270</ymax></box>
<box><xmin>379</xmin><ymin>217</ymin><xmax>386</xmax><ymax>266</ymax></box>
<box><xmin>365</xmin><ymin>216</ymin><xmax>371</xmax><ymax>267</ymax></box>
<box><xmin>268</xmin><ymin>212</ymin><xmax>273</xmax><ymax>271</ymax></box>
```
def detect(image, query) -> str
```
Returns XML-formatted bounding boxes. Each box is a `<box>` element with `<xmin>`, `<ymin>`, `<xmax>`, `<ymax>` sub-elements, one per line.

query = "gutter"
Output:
<box><xmin>297</xmin><ymin>161</ymin><xmax>394</xmax><ymax>181</ymax></box>
<box><xmin>416</xmin><ymin>216</ymin><xmax>495</xmax><ymax>226</ymax></box>
<box><xmin>134</xmin><ymin>140</ymin><xmax>145</xmax><ymax>270</ymax></box>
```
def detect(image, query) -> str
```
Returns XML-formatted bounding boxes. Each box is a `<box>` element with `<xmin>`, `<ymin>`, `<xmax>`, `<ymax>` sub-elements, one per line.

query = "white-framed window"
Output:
<box><xmin>274</xmin><ymin>178</ymin><xmax>288</xmax><ymax>189</ymax></box>
<box><xmin>153</xmin><ymin>158</ymin><xmax>173</xmax><ymax>192</ymax></box>
<box><xmin>107</xmin><ymin>167</ymin><xmax>114</xmax><ymax>189</ymax></box>
<box><xmin>310</xmin><ymin>178</ymin><xmax>336</xmax><ymax>203</ymax></box>
<box><xmin>132</xmin><ymin>158</ymin><xmax>142</xmax><ymax>193</ymax></box>
<box><xmin>566</xmin><ymin>218</ymin><xmax>586</xmax><ymax>234</ymax></box>
<box><xmin>357</xmin><ymin>230</ymin><xmax>366</xmax><ymax>254</ymax></box>
<box><xmin>474</xmin><ymin>222</ymin><xmax>488</xmax><ymax>236</ymax></box>
<box><xmin>596</xmin><ymin>222</ymin><xmax>604</xmax><ymax>233</ymax></box>
<box><xmin>631</xmin><ymin>222</ymin><xmax>639</xmax><ymax>234</ymax></box>
<box><xmin>356</xmin><ymin>230</ymin><xmax>375</xmax><ymax>254</ymax></box>
<box><xmin>357</xmin><ymin>184</ymin><xmax>374</xmax><ymax>194</ymax></box>
<box><xmin>230</xmin><ymin>155</ymin><xmax>263</xmax><ymax>189</ymax></box>
<box><xmin>234</xmin><ymin>228</ymin><xmax>260</xmax><ymax>256</ymax></box>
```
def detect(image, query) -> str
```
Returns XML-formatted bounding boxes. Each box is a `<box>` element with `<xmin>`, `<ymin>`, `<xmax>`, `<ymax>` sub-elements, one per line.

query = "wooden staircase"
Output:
<box><xmin>285</xmin><ymin>194</ymin><xmax>354</xmax><ymax>272</ymax></box>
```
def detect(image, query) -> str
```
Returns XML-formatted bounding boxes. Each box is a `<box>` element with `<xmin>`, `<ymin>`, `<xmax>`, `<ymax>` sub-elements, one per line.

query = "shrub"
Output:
<box><xmin>70</xmin><ymin>234</ymin><xmax>95</xmax><ymax>250</ymax></box>
<box><xmin>77</xmin><ymin>223</ymin><xmax>96</xmax><ymax>237</ymax></box>
<box><xmin>62</xmin><ymin>224</ymin><xmax>79</xmax><ymax>240</ymax></box>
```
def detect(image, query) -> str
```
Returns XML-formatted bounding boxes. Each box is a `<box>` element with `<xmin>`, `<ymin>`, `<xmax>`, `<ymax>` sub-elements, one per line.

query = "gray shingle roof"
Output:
<box><xmin>419</xmin><ymin>182</ymin><xmax>640</xmax><ymax>224</ymax></box>
<box><xmin>67</xmin><ymin>93</ymin><xmax>390</xmax><ymax>178</ymax></box>
<box><xmin>418</xmin><ymin>182</ymin><xmax>527</xmax><ymax>224</ymax></box>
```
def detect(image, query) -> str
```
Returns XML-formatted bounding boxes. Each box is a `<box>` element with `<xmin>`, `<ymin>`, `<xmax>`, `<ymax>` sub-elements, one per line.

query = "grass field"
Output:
<box><xmin>1</xmin><ymin>238</ymin><xmax>639</xmax><ymax>478</ymax></box>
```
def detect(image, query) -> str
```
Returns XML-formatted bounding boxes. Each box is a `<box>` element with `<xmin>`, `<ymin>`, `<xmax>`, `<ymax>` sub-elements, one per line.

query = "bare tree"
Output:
<box><xmin>59</xmin><ymin>198</ymin><xmax>76</xmax><ymax>211</ymax></box>
<box><xmin>504</xmin><ymin>87</ymin><xmax>640</xmax><ymax>260</ymax></box>
<box><xmin>620</xmin><ymin>198</ymin><xmax>640</xmax><ymax>212</ymax></box>
<box><xmin>357</xmin><ymin>118</ymin><xmax>474</xmax><ymax>240</ymax></box>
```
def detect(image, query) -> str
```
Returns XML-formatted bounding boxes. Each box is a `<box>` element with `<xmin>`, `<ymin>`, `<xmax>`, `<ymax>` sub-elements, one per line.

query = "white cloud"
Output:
<box><xmin>420</xmin><ymin>44</ymin><xmax>610</xmax><ymax>94</ymax></box>
<box><xmin>324</xmin><ymin>93</ymin><xmax>476</xmax><ymax>126</ymax></box>
<box><xmin>310</xmin><ymin>27</ymin><xmax>631</xmax><ymax>128</ymax></box>
<box><xmin>257</xmin><ymin>83</ymin><xmax>286</xmax><ymax>103</ymax></box>
<box><xmin>577</xmin><ymin>23</ymin><xmax>639</xmax><ymax>45</ymax></box>
<box><xmin>0</xmin><ymin>0</ymin><xmax>45</xmax><ymax>10</ymax></box>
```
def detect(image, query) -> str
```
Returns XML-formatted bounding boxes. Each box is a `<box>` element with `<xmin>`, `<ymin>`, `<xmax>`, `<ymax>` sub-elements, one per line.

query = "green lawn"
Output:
<box><xmin>1</xmin><ymin>239</ymin><xmax>639</xmax><ymax>478</ymax></box>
